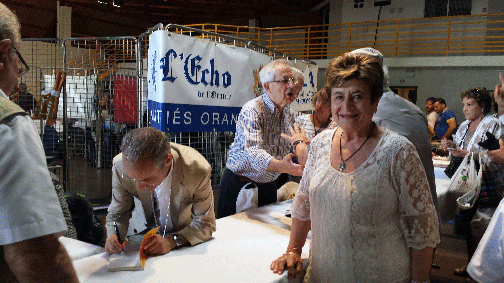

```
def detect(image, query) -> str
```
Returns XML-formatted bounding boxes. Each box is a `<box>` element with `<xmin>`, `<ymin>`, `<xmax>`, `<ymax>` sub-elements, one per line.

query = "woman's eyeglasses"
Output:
<box><xmin>470</xmin><ymin>88</ymin><xmax>481</xmax><ymax>95</ymax></box>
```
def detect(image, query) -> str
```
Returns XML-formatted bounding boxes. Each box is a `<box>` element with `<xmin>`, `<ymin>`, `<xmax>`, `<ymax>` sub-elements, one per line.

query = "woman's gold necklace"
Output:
<box><xmin>338</xmin><ymin>124</ymin><xmax>375</xmax><ymax>172</ymax></box>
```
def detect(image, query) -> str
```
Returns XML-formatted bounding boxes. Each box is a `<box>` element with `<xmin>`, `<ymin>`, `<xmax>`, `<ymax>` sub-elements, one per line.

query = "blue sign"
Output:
<box><xmin>148</xmin><ymin>101</ymin><xmax>241</xmax><ymax>132</ymax></box>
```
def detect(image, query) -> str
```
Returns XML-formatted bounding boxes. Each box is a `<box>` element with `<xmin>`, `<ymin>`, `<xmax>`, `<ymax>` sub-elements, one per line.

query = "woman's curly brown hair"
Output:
<box><xmin>461</xmin><ymin>87</ymin><xmax>492</xmax><ymax>115</ymax></box>
<box><xmin>325</xmin><ymin>53</ymin><xmax>384</xmax><ymax>103</ymax></box>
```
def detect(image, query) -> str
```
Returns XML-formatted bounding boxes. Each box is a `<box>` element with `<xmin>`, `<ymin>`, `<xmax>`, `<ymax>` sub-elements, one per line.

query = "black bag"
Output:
<box><xmin>444</xmin><ymin>156</ymin><xmax>464</xmax><ymax>179</ymax></box>
<box><xmin>478</xmin><ymin>131</ymin><xmax>500</xmax><ymax>151</ymax></box>
<box><xmin>66</xmin><ymin>193</ymin><xmax>105</xmax><ymax>246</ymax></box>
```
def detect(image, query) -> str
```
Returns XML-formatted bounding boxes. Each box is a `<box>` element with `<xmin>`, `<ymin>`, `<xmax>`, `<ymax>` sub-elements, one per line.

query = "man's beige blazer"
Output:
<box><xmin>106</xmin><ymin>143</ymin><xmax>216</xmax><ymax>246</ymax></box>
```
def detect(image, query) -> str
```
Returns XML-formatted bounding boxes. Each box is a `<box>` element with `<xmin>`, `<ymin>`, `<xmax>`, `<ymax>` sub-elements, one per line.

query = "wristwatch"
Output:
<box><xmin>173</xmin><ymin>234</ymin><xmax>184</xmax><ymax>248</ymax></box>
<box><xmin>292</xmin><ymin>140</ymin><xmax>305</xmax><ymax>148</ymax></box>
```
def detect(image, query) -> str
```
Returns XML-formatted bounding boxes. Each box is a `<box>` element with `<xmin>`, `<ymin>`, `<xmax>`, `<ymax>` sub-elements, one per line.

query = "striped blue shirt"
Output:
<box><xmin>226</xmin><ymin>93</ymin><xmax>298</xmax><ymax>183</ymax></box>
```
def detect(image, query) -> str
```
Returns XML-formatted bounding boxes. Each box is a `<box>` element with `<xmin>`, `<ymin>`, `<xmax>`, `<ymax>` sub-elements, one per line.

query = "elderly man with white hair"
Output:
<box><xmin>217</xmin><ymin>59</ymin><xmax>304</xmax><ymax>218</ymax></box>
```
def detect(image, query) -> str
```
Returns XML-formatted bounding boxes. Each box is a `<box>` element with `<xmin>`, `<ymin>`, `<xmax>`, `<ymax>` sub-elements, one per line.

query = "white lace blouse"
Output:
<box><xmin>291</xmin><ymin>128</ymin><xmax>440</xmax><ymax>282</ymax></box>
<box><xmin>454</xmin><ymin>115</ymin><xmax>504</xmax><ymax>191</ymax></box>
<box><xmin>453</xmin><ymin>115</ymin><xmax>502</xmax><ymax>154</ymax></box>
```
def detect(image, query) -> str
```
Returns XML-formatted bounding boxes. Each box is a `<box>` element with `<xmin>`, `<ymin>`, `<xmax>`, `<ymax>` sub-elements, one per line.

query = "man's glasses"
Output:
<box><xmin>11</xmin><ymin>45</ymin><xmax>29</xmax><ymax>76</ymax></box>
<box><xmin>269</xmin><ymin>77</ymin><xmax>299</xmax><ymax>85</ymax></box>
<box><xmin>121</xmin><ymin>174</ymin><xmax>157</xmax><ymax>187</ymax></box>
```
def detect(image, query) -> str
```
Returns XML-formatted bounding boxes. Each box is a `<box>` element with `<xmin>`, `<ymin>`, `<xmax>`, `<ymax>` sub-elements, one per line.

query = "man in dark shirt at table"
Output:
<box><xmin>217</xmin><ymin>59</ymin><xmax>304</xmax><ymax>218</ymax></box>
<box><xmin>434</xmin><ymin>97</ymin><xmax>457</xmax><ymax>140</ymax></box>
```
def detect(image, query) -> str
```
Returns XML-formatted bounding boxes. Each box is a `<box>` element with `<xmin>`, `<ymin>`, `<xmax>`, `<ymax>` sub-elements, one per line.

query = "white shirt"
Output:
<box><xmin>226</xmin><ymin>93</ymin><xmax>297</xmax><ymax>183</ymax></box>
<box><xmin>295</xmin><ymin>114</ymin><xmax>316</xmax><ymax>140</ymax></box>
<box><xmin>467</xmin><ymin>198</ymin><xmax>504</xmax><ymax>282</ymax></box>
<box><xmin>154</xmin><ymin>161</ymin><xmax>174</xmax><ymax>235</ymax></box>
<box><xmin>0</xmin><ymin>90</ymin><xmax>67</xmax><ymax>245</ymax></box>
<box><xmin>427</xmin><ymin>111</ymin><xmax>438</xmax><ymax>130</ymax></box>
<box><xmin>295</xmin><ymin>114</ymin><xmax>330</xmax><ymax>141</ymax></box>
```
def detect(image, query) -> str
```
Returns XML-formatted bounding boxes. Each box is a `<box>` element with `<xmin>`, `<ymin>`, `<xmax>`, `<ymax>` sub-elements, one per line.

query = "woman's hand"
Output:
<box><xmin>494</xmin><ymin>73</ymin><xmax>504</xmax><ymax>108</ymax></box>
<box><xmin>440</xmin><ymin>138</ymin><xmax>453</xmax><ymax>150</ymax></box>
<box><xmin>449</xmin><ymin>148</ymin><xmax>468</xmax><ymax>158</ymax></box>
<box><xmin>270</xmin><ymin>252</ymin><xmax>303</xmax><ymax>279</ymax></box>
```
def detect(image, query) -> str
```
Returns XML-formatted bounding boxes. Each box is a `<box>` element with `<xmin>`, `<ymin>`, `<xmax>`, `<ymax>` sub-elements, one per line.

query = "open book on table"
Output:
<box><xmin>108</xmin><ymin>226</ymin><xmax>160</xmax><ymax>272</ymax></box>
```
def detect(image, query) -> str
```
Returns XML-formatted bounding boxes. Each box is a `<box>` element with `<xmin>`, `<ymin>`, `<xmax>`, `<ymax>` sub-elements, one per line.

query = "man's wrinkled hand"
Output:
<box><xmin>281</xmin><ymin>124</ymin><xmax>310</xmax><ymax>146</ymax></box>
<box><xmin>142</xmin><ymin>234</ymin><xmax>176</xmax><ymax>255</ymax></box>
<box><xmin>282</xmin><ymin>153</ymin><xmax>304</xmax><ymax>176</ymax></box>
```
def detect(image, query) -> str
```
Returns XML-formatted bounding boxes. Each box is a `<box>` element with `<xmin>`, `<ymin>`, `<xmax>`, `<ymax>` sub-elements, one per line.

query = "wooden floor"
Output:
<box><xmin>431</xmin><ymin>224</ymin><xmax>473</xmax><ymax>283</ymax></box>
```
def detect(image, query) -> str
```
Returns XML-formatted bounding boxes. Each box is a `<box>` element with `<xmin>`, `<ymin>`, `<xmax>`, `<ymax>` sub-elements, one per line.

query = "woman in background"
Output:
<box><xmin>294</xmin><ymin>88</ymin><xmax>332</xmax><ymax>141</ymax></box>
<box><xmin>441</xmin><ymin>87</ymin><xmax>503</xmax><ymax>277</ymax></box>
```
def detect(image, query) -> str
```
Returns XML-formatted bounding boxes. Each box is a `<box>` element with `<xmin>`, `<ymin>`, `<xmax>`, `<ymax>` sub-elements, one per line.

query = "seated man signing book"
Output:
<box><xmin>105</xmin><ymin>127</ymin><xmax>216</xmax><ymax>255</ymax></box>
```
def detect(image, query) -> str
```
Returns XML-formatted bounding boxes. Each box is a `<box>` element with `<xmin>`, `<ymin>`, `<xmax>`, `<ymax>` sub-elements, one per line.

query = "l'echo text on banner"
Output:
<box><xmin>147</xmin><ymin>30</ymin><xmax>317</xmax><ymax>132</ymax></box>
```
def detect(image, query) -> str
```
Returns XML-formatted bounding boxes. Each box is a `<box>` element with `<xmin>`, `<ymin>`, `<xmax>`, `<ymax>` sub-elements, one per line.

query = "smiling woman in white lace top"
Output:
<box><xmin>270</xmin><ymin>52</ymin><xmax>440</xmax><ymax>283</ymax></box>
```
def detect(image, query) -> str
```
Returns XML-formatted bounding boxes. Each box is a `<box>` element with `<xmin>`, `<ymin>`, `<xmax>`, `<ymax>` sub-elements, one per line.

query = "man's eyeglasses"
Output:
<box><xmin>269</xmin><ymin>77</ymin><xmax>299</xmax><ymax>85</ymax></box>
<box><xmin>121</xmin><ymin>174</ymin><xmax>157</xmax><ymax>187</ymax></box>
<box><xmin>11</xmin><ymin>45</ymin><xmax>29</xmax><ymax>76</ymax></box>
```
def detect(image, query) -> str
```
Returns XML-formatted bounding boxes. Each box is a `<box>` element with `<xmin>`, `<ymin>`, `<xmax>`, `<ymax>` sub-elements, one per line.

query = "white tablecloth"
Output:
<box><xmin>71</xmin><ymin>200</ymin><xmax>309</xmax><ymax>283</ymax></box>
<box><xmin>433</xmin><ymin>157</ymin><xmax>451</xmax><ymax>168</ymax></box>
<box><xmin>60</xmin><ymin>236</ymin><xmax>105</xmax><ymax>261</ymax></box>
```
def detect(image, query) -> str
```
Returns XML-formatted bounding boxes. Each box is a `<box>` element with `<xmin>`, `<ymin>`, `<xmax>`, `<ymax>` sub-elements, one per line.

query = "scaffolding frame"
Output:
<box><xmin>18</xmin><ymin>25</ymin><xmax>307</xmax><ymax>205</ymax></box>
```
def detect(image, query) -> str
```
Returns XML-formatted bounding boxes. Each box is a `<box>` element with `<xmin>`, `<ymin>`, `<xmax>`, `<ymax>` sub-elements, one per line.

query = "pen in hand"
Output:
<box><xmin>114</xmin><ymin>221</ymin><xmax>123</xmax><ymax>247</ymax></box>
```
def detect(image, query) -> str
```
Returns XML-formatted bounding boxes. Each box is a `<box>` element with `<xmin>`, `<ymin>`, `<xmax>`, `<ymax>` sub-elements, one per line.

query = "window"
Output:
<box><xmin>354</xmin><ymin>0</ymin><xmax>364</xmax><ymax>9</ymax></box>
<box><xmin>425</xmin><ymin>0</ymin><xmax>472</xmax><ymax>17</ymax></box>
<box><xmin>449</xmin><ymin>0</ymin><xmax>472</xmax><ymax>16</ymax></box>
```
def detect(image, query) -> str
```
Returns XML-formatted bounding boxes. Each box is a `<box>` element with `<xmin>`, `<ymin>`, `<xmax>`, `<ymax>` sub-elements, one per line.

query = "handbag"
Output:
<box><xmin>478</xmin><ymin>131</ymin><xmax>500</xmax><ymax>151</ymax></box>
<box><xmin>447</xmin><ymin>153</ymin><xmax>478</xmax><ymax>195</ymax></box>
<box><xmin>444</xmin><ymin>156</ymin><xmax>464</xmax><ymax>179</ymax></box>
<box><xmin>456</xmin><ymin>154</ymin><xmax>483</xmax><ymax>210</ymax></box>
<box><xmin>236</xmin><ymin>182</ymin><xmax>258</xmax><ymax>213</ymax></box>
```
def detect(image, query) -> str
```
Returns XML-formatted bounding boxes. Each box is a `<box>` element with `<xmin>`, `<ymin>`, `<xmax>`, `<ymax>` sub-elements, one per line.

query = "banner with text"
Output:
<box><xmin>148</xmin><ymin>31</ymin><xmax>272</xmax><ymax>132</ymax></box>
<box><xmin>147</xmin><ymin>31</ymin><xmax>317</xmax><ymax>132</ymax></box>
<box><xmin>289</xmin><ymin>62</ymin><xmax>318</xmax><ymax>112</ymax></box>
